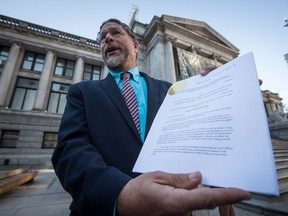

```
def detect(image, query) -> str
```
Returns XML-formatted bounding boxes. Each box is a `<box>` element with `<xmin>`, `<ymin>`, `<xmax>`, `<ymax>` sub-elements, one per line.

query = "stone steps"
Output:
<box><xmin>275</xmin><ymin>158</ymin><xmax>288</xmax><ymax>167</ymax></box>
<box><xmin>277</xmin><ymin>165</ymin><xmax>288</xmax><ymax>176</ymax></box>
<box><xmin>273</xmin><ymin>149</ymin><xmax>288</xmax><ymax>156</ymax></box>
<box><xmin>0</xmin><ymin>167</ymin><xmax>38</xmax><ymax>196</ymax></box>
<box><xmin>279</xmin><ymin>180</ymin><xmax>288</xmax><ymax>194</ymax></box>
<box><xmin>273</xmin><ymin>139</ymin><xmax>288</xmax><ymax>196</ymax></box>
<box><xmin>273</xmin><ymin>149</ymin><xmax>288</xmax><ymax>154</ymax></box>
<box><xmin>236</xmin><ymin>200</ymin><xmax>288</xmax><ymax>216</ymax></box>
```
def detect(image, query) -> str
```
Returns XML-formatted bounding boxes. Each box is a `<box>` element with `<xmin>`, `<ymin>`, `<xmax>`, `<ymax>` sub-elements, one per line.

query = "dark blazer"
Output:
<box><xmin>51</xmin><ymin>72</ymin><xmax>171</xmax><ymax>216</ymax></box>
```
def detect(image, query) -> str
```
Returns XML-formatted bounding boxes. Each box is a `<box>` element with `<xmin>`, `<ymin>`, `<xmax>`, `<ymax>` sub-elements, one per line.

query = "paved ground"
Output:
<box><xmin>0</xmin><ymin>169</ymin><xmax>264</xmax><ymax>216</ymax></box>
<box><xmin>0</xmin><ymin>169</ymin><xmax>71</xmax><ymax>216</ymax></box>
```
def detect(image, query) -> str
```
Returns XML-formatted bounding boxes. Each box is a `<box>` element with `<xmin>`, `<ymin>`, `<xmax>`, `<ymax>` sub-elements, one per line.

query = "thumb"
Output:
<box><xmin>153</xmin><ymin>171</ymin><xmax>202</xmax><ymax>190</ymax></box>
<box><xmin>259</xmin><ymin>79</ymin><xmax>263</xmax><ymax>86</ymax></box>
<box><xmin>200</xmin><ymin>65</ymin><xmax>217</xmax><ymax>76</ymax></box>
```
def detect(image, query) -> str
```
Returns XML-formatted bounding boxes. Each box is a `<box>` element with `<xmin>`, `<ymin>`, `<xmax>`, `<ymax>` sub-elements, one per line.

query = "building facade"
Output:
<box><xmin>0</xmin><ymin>14</ymin><xmax>280</xmax><ymax>168</ymax></box>
<box><xmin>263</xmin><ymin>90</ymin><xmax>287</xmax><ymax>122</ymax></box>
<box><xmin>0</xmin><ymin>15</ymin><xmax>105</xmax><ymax>167</ymax></box>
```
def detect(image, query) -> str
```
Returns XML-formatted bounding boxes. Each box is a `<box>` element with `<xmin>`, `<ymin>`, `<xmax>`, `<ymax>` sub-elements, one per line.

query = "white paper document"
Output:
<box><xmin>133</xmin><ymin>53</ymin><xmax>279</xmax><ymax>196</ymax></box>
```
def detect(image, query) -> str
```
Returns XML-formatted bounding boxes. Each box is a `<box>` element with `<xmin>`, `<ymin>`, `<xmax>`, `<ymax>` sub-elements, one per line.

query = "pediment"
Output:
<box><xmin>161</xmin><ymin>15</ymin><xmax>238</xmax><ymax>51</ymax></box>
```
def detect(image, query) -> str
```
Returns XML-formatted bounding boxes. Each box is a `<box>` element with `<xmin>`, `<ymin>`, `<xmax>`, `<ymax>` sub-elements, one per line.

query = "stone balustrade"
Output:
<box><xmin>0</xmin><ymin>14</ymin><xmax>100</xmax><ymax>48</ymax></box>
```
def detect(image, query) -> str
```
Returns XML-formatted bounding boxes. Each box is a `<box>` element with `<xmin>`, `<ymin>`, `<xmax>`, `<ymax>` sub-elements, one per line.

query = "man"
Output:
<box><xmin>52</xmin><ymin>18</ymin><xmax>251</xmax><ymax>216</ymax></box>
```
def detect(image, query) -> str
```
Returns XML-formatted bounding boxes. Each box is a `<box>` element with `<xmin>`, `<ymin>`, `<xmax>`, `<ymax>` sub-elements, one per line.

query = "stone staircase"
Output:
<box><xmin>0</xmin><ymin>167</ymin><xmax>38</xmax><ymax>196</ymax></box>
<box><xmin>274</xmin><ymin>140</ymin><xmax>288</xmax><ymax>196</ymax></box>
<box><xmin>236</xmin><ymin>139</ymin><xmax>288</xmax><ymax>215</ymax></box>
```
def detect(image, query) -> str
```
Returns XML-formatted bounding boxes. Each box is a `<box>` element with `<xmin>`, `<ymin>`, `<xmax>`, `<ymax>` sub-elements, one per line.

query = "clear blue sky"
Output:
<box><xmin>1</xmin><ymin>0</ymin><xmax>288</xmax><ymax>108</ymax></box>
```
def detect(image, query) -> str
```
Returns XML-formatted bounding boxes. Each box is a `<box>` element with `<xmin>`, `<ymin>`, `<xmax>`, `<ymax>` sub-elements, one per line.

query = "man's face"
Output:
<box><xmin>99</xmin><ymin>22</ymin><xmax>138</xmax><ymax>71</ymax></box>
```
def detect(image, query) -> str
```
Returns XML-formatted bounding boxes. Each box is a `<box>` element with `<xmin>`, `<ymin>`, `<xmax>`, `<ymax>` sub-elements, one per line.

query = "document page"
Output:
<box><xmin>133</xmin><ymin>53</ymin><xmax>279</xmax><ymax>195</ymax></box>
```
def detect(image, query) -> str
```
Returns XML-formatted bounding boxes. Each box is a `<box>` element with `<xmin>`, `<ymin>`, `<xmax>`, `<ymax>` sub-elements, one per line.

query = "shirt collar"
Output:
<box><xmin>110</xmin><ymin>67</ymin><xmax>140</xmax><ymax>84</ymax></box>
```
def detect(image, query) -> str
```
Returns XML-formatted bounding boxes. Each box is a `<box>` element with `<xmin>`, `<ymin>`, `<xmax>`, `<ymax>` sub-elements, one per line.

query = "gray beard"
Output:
<box><xmin>104</xmin><ymin>53</ymin><xmax>126</xmax><ymax>71</ymax></box>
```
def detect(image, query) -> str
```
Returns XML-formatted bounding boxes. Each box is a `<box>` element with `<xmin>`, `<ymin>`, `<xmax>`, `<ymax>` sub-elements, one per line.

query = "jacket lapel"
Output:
<box><xmin>140</xmin><ymin>73</ymin><xmax>161</xmax><ymax>139</ymax></box>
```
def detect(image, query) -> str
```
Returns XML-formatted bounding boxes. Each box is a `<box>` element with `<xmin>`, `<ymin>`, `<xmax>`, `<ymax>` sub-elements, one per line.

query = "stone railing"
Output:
<box><xmin>0</xmin><ymin>14</ymin><xmax>100</xmax><ymax>48</ymax></box>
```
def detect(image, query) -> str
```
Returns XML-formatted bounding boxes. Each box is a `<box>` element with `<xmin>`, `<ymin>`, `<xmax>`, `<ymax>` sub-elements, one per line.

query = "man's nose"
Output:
<box><xmin>104</xmin><ymin>32</ymin><xmax>114</xmax><ymax>43</ymax></box>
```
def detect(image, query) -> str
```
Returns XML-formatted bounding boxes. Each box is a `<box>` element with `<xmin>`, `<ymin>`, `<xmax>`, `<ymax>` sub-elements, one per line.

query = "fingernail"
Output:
<box><xmin>188</xmin><ymin>171</ymin><xmax>200</xmax><ymax>180</ymax></box>
<box><xmin>200</xmin><ymin>69</ymin><xmax>208</xmax><ymax>76</ymax></box>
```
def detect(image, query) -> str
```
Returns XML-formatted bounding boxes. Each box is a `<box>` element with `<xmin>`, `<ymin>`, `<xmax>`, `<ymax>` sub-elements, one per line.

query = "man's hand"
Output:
<box><xmin>117</xmin><ymin>171</ymin><xmax>251</xmax><ymax>216</ymax></box>
<box><xmin>219</xmin><ymin>205</ymin><xmax>237</xmax><ymax>216</ymax></box>
<box><xmin>200</xmin><ymin>65</ymin><xmax>217</xmax><ymax>76</ymax></box>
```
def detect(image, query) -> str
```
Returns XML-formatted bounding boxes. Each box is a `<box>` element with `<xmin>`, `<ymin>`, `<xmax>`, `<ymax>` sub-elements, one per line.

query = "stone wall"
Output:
<box><xmin>269</xmin><ymin>121</ymin><xmax>288</xmax><ymax>141</ymax></box>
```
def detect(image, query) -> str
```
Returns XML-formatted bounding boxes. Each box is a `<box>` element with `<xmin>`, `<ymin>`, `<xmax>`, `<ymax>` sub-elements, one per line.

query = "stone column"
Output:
<box><xmin>266</xmin><ymin>103</ymin><xmax>273</xmax><ymax>116</ymax></box>
<box><xmin>164</xmin><ymin>38</ymin><xmax>176</xmax><ymax>83</ymax></box>
<box><xmin>213</xmin><ymin>54</ymin><xmax>219</xmax><ymax>66</ymax></box>
<box><xmin>0</xmin><ymin>43</ymin><xmax>21</xmax><ymax>107</ymax></box>
<box><xmin>33</xmin><ymin>50</ymin><xmax>54</xmax><ymax>110</ymax></box>
<box><xmin>73</xmin><ymin>56</ymin><xmax>84</xmax><ymax>84</ymax></box>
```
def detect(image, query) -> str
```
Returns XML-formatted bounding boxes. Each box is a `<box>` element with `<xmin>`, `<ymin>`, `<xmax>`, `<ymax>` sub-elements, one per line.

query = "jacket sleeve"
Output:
<box><xmin>51</xmin><ymin>83</ymin><xmax>132</xmax><ymax>216</ymax></box>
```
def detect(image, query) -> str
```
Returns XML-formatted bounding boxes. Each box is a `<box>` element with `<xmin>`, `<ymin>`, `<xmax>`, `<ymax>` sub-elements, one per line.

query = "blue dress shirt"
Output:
<box><xmin>110</xmin><ymin>67</ymin><xmax>148</xmax><ymax>142</ymax></box>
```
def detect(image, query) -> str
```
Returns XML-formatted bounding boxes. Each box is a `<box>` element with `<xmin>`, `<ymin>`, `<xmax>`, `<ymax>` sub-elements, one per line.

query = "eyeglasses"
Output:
<box><xmin>97</xmin><ymin>27</ymin><xmax>125</xmax><ymax>44</ymax></box>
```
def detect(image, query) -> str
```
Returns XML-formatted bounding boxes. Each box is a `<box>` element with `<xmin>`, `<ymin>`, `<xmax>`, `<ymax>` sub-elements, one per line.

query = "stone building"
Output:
<box><xmin>262</xmin><ymin>90</ymin><xmax>287</xmax><ymax>122</ymax></box>
<box><xmin>0</xmin><ymin>14</ymin><xmax>257</xmax><ymax>168</ymax></box>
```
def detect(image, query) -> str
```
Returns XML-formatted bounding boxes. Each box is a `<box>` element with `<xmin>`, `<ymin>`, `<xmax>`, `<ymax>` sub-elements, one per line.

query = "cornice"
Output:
<box><xmin>0</xmin><ymin>14</ymin><xmax>100</xmax><ymax>53</ymax></box>
<box><xmin>162</xmin><ymin>20</ymin><xmax>238</xmax><ymax>57</ymax></box>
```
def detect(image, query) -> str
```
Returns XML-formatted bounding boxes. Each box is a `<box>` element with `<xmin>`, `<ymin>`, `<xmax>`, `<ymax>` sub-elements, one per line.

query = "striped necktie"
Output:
<box><xmin>122</xmin><ymin>72</ymin><xmax>140</xmax><ymax>134</ymax></box>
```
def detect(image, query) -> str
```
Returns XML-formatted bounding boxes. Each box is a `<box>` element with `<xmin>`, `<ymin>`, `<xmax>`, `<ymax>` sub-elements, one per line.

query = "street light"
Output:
<box><xmin>284</xmin><ymin>17</ymin><xmax>288</xmax><ymax>27</ymax></box>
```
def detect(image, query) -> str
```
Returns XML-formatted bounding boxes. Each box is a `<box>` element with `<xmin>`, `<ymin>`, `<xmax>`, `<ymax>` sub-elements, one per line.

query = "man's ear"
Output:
<box><xmin>134</xmin><ymin>41</ymin><xmax>139</xmax><ymax>53</ymax></box>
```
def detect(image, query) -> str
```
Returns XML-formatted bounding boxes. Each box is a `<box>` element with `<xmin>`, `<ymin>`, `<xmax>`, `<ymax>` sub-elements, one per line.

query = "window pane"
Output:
<box><xmin>92</xmin><ymin>73</ymin><xmax>100</xmax><ymax>80</ymax></box>
<box><xmin>22</xmin><ymin>89</ymin><xmax>36</xmax><ymax>110</ymax></box>
<box><xmin>0</xmin><ymin>47</ymin><xmax>9</xmax><ymax>57</ymax></box>
<box><xmin>47</xmin><ymin>92</ymin><xmax>60</xmax><ymax>113</ymax></box>
<box><xmin>0</xmin><ymin>130</ymin><xmax>19</xmax><ymax>148</ymax></box>
<box><xmin>51</xmin><ymin>83</ymin><xmax>60</xmax><ymax>91</ymax></box>
<box><xmin>55</xmin><ymin>67</ymin><xmax>63</xmax><ymax>75</ymax></box>
<box><xmin>0</xmin><ymin>46</ymin><xmax>9</xmax><ymax>67</ymax></box>
<box><xmin>58</xmin><ymin>94</ymin><xmax>67</xmax><ymax>114</ymax></box>
<box><xmin>57</xmin><ymin>84</ymin><xmax>69</xmax><ymax>93</ymax></box>
<box><xmin>10</xmin><ymin>88</ymin><xmax>25</xmax><ymax>109</ymax></box>
<box><xmin>56</xmin><ymin>59</ymin><xmax>65</xmax><ymax>67</ymax></box>
<box><xmin>43</xmin><ymin>132</ymin><xmax>58</xmax><ymax>148</ymax></box>
<box><xmin>83</xmin><ymin>72</ymin><xmax>90</xmax><ymax>80</ymax></box>
<box><xmin>0</xmin><ymin>56</ymin><xmax>8</xmax><ymax>61</ymax></box>
<box><xmin>24</xmin><ymin>52</ymin><xmax>34</xmax><ymax>61</ymax></box>
<box><xmin>93</xmin><ymin>67</ymin><xmax>100</xmax><ymax>73</ymax></box>
<box><xmin>65</xmin><ymin>69</ymin><xmax>73</xmax><ymax>77</ymax></box>
<box><xmin>84</xmin><ymin>64</ymin><xmax>92</xmax><ymax>72</ymax></box>
<box><xmin>0</xmin><ymin>58</ymin><xmax>7</xmax><ymax>67</ymax></box>
<box><xmin>17</xmin><ymin>78</ymin><xmax>39</xmax><ymax>88</ymax></box>
<box><xmin>35</xmin><ymin>55</ymin><xmax>45</xmax><ymax>63</ymax></box>
<box><xmin>34</xmin><ymin>63</ymin><xmax>44</xmax><ymax>72</ymax></box>
<box><xmin>67</xmin><ymin>61</ymin><xmax>75</xmax><ymax>69</ymax></box>
<box><xmin>22</xmin><ymin>61</ymin><xmax>33</xmax><ymax>70</ymax></box>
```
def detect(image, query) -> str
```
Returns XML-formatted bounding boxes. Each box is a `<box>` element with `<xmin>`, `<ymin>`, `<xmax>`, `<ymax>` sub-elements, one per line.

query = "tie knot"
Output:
<box><xmin>122</xmin><ymin>72</ymin><xmax>131</xmax><ymax>80</ymax></box>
